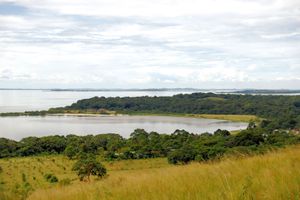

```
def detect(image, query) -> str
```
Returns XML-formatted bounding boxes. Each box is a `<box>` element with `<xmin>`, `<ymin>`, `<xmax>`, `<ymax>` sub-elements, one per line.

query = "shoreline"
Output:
<box><xmin>0</xmin><ymin>111</ymin><xmax>257</xmax><ymax>123</ymax></box>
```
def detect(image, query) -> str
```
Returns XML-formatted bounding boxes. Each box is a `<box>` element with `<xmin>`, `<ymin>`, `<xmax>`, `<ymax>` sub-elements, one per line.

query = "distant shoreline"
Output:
<box><xmin>0</xmin><ymin>88</ymin><xmax>300</xmax><ymax>95</ymax></box>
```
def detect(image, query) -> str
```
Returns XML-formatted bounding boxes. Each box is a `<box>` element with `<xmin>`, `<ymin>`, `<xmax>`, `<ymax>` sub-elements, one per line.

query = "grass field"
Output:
<box><xmin>0</xmin><ymin>157</ymin><xmax>169</xmax><ymax>200</ymax></box>
<box><xmin>126</xmin><ymin>112</ymin><xmax>259</xmax><ymax>123</ymax></box>
<box><xmin>1</xmin><ymin>145</ymin><xmax>300</xmax><ymax>200</ymax></box>
<box><xmin>186</xmin><ymin>114</ymin><xmax>259</xmax><ymax>123</ymax></box>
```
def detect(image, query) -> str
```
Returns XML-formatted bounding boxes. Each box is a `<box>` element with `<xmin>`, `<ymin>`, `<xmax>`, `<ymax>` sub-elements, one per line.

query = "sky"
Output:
<box><xmin>0</xmin><ymin>0</ymin><xmax>299</xmax><ymax>89</ymax></box>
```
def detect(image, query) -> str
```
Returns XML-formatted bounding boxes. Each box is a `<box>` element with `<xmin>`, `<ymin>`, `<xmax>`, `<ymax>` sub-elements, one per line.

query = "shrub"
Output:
<box><xmin>44</xmin><ymin>173</ymin><xmax>58</xmax><ymax>183</ymax></box>
<box><xmin>230</xmin><ymin>129</ymin><xmax>264</xmax><ymax>147</ymax></box>
<box><xmin>214</xmin><ymin>129</ymin><xmax>230</xmax><ymax>137</ymax></box>
<box><xmin>22</xmin><ymin>173</ymin><xmax>26</xmax><ymax>182</ymax></box>
<box><xmin>104</xmin><ymin>151</ymin><xmax>118</xmax><ymax>161</ymax></box>
<box><xmin>195</xmin><ymin>146</ymin><xmax>226</xmax><ymax>161</ymax></box>
<box><xmin>168</xmin><ymin>146</ymin><xmax>196</xmax><ymax>164</ymax></box>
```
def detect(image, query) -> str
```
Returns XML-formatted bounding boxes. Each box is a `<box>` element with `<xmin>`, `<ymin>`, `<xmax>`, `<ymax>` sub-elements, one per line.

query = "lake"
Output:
<box><xmin>0</xmin><ymin>115</ymin><xmax>248</xmax><ymax>141</ymax></box>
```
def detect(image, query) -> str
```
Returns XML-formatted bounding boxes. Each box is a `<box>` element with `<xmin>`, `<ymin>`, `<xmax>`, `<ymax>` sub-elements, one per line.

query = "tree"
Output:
<box><xmin>72</xmin><ymin>154</ymin><xmax>107</xmax><ymax>181</ymax></box>
<box><xmin>214</xmin><ymin>129</ymin><xmax>230</xmax><ymax>137</ymax></box>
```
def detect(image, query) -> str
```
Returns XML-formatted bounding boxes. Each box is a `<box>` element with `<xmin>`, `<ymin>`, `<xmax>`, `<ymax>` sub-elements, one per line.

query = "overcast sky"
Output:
<box><xmin>0</xmin><ymin>0</ymin><xmax>299</xmax><ymax>89</ymax></box>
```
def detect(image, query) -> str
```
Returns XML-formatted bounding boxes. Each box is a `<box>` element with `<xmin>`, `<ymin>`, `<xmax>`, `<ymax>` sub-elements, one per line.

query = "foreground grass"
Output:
<box><xmin>33</xmin><ymin>147</ymin><xmax>300</xmax><ymax>200</ymax></box>
<box><xmin>0</xmin><ymin>157</ymin><xmax>168</xmax><ymax>200</ymax></box>
<box><xmin>1</xmin><ymin>146</ymin><xmax>300</xmax><ymax>199</ymax></box>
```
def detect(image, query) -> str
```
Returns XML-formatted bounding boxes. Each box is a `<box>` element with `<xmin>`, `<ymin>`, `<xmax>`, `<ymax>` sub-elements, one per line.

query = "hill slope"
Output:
<box><xmin>1</xmin><ymin>145</ymin><xmax>300</xmax><ymax>200</ymax></box>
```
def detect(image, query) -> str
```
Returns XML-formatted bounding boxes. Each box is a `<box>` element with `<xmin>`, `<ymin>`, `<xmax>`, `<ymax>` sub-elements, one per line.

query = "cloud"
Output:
<box><xmin>3</xmin><ymin>0</ymin><xmax>299</xmax><ymax>17</ymax></box>
<box><xmin>0</xmin><ymin>0</ymin><xmax>299</xmax><ymax>88</ymax></box>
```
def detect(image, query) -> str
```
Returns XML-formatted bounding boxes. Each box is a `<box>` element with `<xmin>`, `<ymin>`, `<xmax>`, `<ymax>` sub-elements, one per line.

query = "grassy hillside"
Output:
<box><xmin>1</xmin><ymin>146</ymin><xmax>300</xmax><ymax>200</ymax></box>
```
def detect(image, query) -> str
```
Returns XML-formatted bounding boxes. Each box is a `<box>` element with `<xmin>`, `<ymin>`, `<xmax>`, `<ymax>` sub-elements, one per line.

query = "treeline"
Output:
<box><xmin>1</xmin><ymin>126</ymin><xmax>299</xmax><ymax>164</ymax></box>
<box><xmin>59</xmin><ymin>93</ymin><xmax>300</xmax><ymax>129</ymax></box>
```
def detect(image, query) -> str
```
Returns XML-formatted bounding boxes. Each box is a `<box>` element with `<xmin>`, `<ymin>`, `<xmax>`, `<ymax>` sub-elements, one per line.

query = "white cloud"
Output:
<box><xmin>261</xmin><ymin>32</ymin><xmax>300</xmax><ymax>39</ymax></box>
<box><xmin>0</xmin><ymin>0</ymin><xmax>299</xmax><ymax>88</ymax></box>
<box><xmin>4</xmin><ymin>0</ymin><xmax>299</xmax><ymax>17</ymax></box>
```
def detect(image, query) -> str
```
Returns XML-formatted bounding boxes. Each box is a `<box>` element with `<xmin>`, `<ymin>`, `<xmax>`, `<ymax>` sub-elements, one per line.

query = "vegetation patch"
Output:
<box><xmin>44</xmin><ymin>174</ymin><xmax>58</xmax><ymax>183</ymax></box>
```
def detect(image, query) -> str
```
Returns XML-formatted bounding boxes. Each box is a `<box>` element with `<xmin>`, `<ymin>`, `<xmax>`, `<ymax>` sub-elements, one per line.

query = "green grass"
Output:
<box><xmin>2</xmin><ymin>146</ymin><xmax>300</xmax><ymax>199</ymax></box>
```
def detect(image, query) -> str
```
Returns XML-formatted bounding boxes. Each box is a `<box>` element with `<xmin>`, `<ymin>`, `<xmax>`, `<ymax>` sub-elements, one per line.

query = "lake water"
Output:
<box><xmin>0</xmin><ymin>115</ymin><xmax>247</xmax><ymax>141</ymax></box>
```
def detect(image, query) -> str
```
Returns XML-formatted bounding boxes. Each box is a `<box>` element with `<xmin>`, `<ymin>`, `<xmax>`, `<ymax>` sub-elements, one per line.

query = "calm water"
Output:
<box><xmin>0</xmin><ymin>115</ymin><xmax>247</xmax><ymax>141</ymax></box>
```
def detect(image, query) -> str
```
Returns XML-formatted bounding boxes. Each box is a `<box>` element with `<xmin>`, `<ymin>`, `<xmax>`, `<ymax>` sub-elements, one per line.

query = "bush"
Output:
<box><xmin>44</xmin><ymin>173</ymin><xmax>58</xmax><ymax>183</ymax></box>
<box><xmin>214</xmin><ymin>129</ymin><xmax>230</xmax><ymax>137</ymax></box>
<box><xmin>230</xmin><ymin>129</ymin><xmax>265</xmax><ymax>147</ymax></box>
<box><xmin>195</xmin><ymin>146</ymin><xmax>226</xmax><ymax>161</ymax></box>
<box><xmin>168</xmin><ymin>146</ymin><xmax>196</xmax><ymax>164</ymax></box>
<box><xmin>104</xmin><ymin>151</ymin><xmax>118</xmax><ymax>161</ymax></box>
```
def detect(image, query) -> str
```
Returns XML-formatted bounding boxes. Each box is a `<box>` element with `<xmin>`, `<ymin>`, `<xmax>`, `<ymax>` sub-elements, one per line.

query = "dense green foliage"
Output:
<box><xmin>0</xmin><ymin>134</ymin><xmax>124</xmax><ymax>159</ymax></box>
<box><xmin>55</xmin><ymin>93</ymin><xmax>300</xmax><ymax>129</ymax></box>
<box><xmin>1</xmin><ymin>126</ymin><xmax>299</xmax><ymax>165</ymax></box>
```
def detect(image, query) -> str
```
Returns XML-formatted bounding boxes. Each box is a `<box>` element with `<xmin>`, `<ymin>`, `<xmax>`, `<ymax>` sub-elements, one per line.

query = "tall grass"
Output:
<box><xmin>0</xmin><ymin>156</ymin><xmax>168</xmax><ymax>200</ymax></box>
<box><xmin>26</xmin><ymin>146</ymin><xmax>300</xmax><ymax>200</ymax></box>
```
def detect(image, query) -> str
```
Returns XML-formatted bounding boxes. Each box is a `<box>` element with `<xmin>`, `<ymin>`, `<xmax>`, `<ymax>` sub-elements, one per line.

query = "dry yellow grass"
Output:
<box><xmin>0</xmin><ymin>157</ymin><xmax>168</xmax><ymax>200</ymax></box>
<box><xmin>23</xmin><ymin>146</ymin><xmax>300</xmax><ymax>200</ymax></box>
<box><xmin>129</xmin><ymin>113</ymin><xmax>259</xmax><ymax>123</ymax></box>
<box><xmin>188</xmin><ymin>114</ymin><xmax>260</xmax><ymax>122</ymax></box>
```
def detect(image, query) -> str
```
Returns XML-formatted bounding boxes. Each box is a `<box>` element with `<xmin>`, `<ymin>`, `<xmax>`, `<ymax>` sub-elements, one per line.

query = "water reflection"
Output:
<box><xmin>0</xmin><ymin>115</ymin><xmax>248</xmax><ymax>140</ymax></box>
